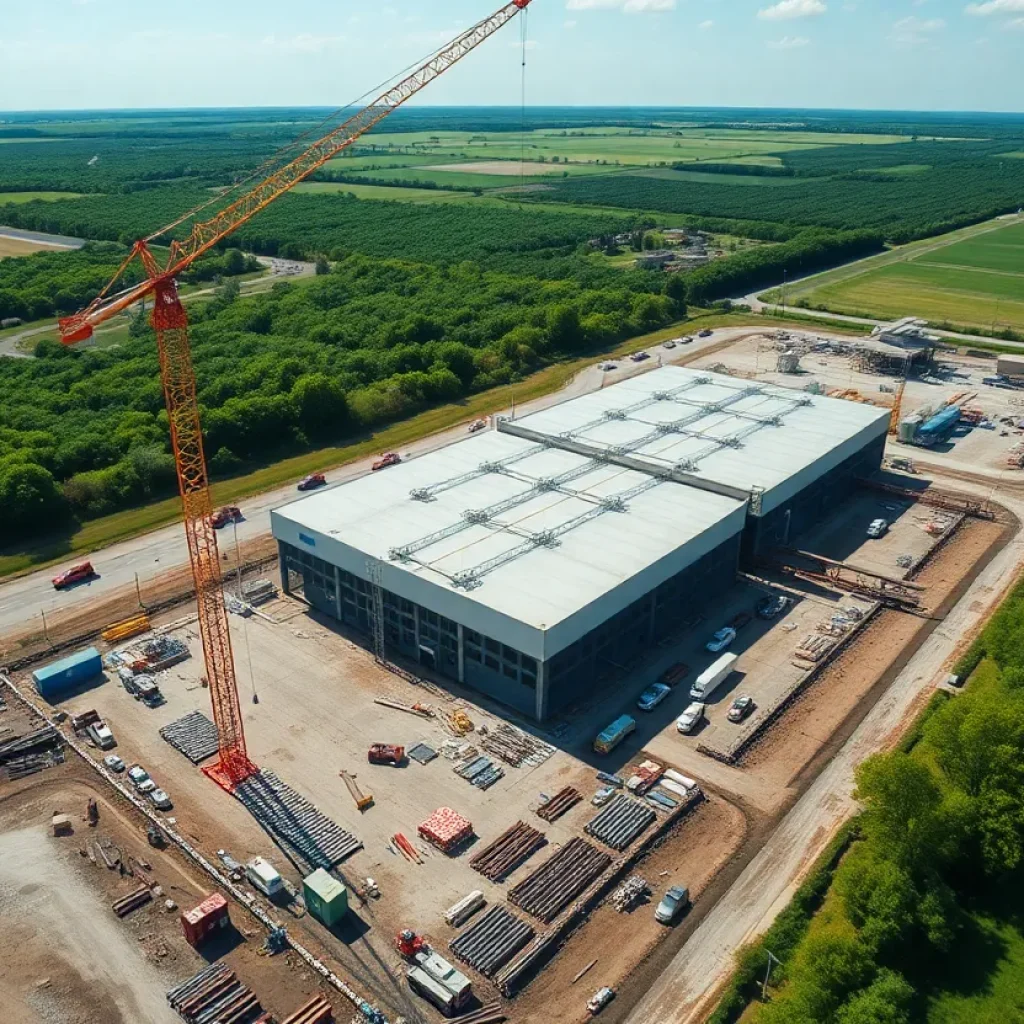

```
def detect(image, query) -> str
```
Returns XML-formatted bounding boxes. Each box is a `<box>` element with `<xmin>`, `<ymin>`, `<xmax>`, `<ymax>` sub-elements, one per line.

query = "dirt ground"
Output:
<box><xmin>0</xmin><ymin>761</ymin><xmax>344</xmax><ymax>1024</ymax></box>
<box><xmin>513</xmin><ymin>796</ymin><xmax>747</xmax><ymax>1024</ymax></box>
<box><xmin>742</xmin><ymin>514</ymin><xmax>1009</xmax><ymax>788</ymax></box>
<box><xmin>0</xmin><ymin>237</ymin><xmax>66</xmax><ymax>259</ymax></box>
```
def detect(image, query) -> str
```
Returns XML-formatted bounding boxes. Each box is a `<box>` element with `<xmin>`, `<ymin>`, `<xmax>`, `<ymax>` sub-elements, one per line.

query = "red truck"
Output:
<box><xmin>210</xmin><ymin>506</ymin><xmax>242</xmax><ymax>529</ymax></box>
<box><xmin>372</xmin><ymin>453</ymin><xmax>402</xmax><ymax>472</ymax></box>
<box><xmin>297</xmin><ymin>473</ymin><xmax>326</xmax><ymax>492</ymax></box>
<box><xmin>52</xmin><ymin>561</ymin><xmax>96</xmax><ymax>590</ymax></box>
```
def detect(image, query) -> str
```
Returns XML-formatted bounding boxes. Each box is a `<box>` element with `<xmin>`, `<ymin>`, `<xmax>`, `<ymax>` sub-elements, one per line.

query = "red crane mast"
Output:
<box><xmin>59</xmin><ymin>0</ymin><xmax>532</xmax><ymax>791</ymax></box>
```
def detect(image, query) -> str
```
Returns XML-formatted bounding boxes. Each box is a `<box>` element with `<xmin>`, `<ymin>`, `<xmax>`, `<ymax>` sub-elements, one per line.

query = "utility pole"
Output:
<box><xmin>780</xmin><ymin>270</ymin><xmax>788</xmax><ymax>319</ymax></box>
<box><xmin>40</xmin><ymin>609</ymin><xmax>50</xmax><ymax>645</ymax></box>
<box><xmin>134</xmin><ymin>572</ymin><xmax>143</xmax><ymax>609</ymax></box>
<box><xmin>762</xmin><ymin>950</ymin><xmax>781</xmax><ymax>1001</ymax></box>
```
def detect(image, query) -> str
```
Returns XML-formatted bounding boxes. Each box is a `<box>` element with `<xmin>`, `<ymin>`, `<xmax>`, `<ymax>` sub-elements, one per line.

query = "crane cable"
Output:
<box><xmin>520</xmin><ymin>5</ymin><xmax>529</xmax><ymax>195</ymax></box>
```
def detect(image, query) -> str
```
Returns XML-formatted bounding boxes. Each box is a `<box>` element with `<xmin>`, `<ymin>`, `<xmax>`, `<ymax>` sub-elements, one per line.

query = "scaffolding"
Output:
<box><xmin>366</xmin><ymin>558</ymin><xmax>386</xmax><ymax>664</ymax></box>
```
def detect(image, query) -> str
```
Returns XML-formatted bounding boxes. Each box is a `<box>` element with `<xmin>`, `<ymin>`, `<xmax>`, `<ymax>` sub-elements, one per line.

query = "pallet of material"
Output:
<box><xmin>536</xmin><ymin>785</ymin><xmax>581</xmax><ymax>822</ymax></box>
<box><xmin>585</xmin><ymin>795</ymin><xmax>656</xmax><ymax>852</ymax></box>
<box><xmin>508</xmin><ymin>837</ymin><xmax>611</xmax><ymax>923</ymax></box>
<box><xmin>167</xmin><ymin>963</ymin><xmax>264</xmax><ymax>1024</ymax></box>
<box><xmin>234</xmin><ymin>770</ymin><xmax>362</xmax><ymax>869</ymax></box>
<box><xmin>470</xmin><ymin>821</ymin><xmax>547</xmax><ymax>882</ymax></box>
<box><xmin>160</xmin><ymin>711</ymin><xmax>220</xmax><ymax>764</ymax></box>
<box><xmin>479</xmin><ymin>723</ymin><xmax>554</xmax><ymax>768</ymax></box>
<box><xmin>280</xmin><ymin>994</ymin><xmax>333</xmax><ymax>1024</ymax></box>
<box><xmin>450</xmin><ymin>905</ymin><xmax>535</xmax><ymax>978</ymax></box>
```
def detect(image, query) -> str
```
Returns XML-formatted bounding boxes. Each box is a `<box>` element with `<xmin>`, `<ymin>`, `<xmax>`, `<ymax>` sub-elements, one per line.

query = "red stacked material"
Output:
<box><xmin>418</xmin><ymin>806</ymin><xmax>474</xmax><ymax>853</ymax></box>
<box><xmin>181</xmin><ymin>893</ymin><xmax>229</xmax><ymax>947</ymax></box>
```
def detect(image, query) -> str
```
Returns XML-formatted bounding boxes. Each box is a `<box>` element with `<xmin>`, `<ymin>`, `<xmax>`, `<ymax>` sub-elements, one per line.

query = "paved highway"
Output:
<box><xmin>625</xmin><ymin>470</ymin><xmax>1024</xmax><ymax>1024</ymax></box>
<box><xmin>0</xmin><ymin>327</ymin><xmax>763</xmax><ymax>636</ymax></box>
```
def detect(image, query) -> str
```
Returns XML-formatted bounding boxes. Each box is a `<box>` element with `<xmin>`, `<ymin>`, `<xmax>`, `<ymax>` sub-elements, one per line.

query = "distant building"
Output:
<box><xmin>635</xmin><ymin>251</ymin><xmax>676</xmax><ymax>270</ymax></box>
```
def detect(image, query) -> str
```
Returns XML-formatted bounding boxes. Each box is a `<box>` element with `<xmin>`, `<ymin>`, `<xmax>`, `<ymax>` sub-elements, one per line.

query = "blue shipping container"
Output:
<box><xmin>32</xmin><ymin>646</ymin><xmax>103</xmax><ymax>699</ymax></box>
<box><xmin>916</xmin><ymin>406</ymin><xmax>961</xmax><ymax>445</ymax></box>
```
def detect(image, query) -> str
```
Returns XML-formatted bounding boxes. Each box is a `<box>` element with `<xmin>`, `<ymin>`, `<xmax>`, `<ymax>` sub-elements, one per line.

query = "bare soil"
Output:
<box><xmin>514</xmin><ymin>796</ymin><xmax>747</xmax><ymax>1024</ymax></box>
<box><xmin>742</xmin><ymin>515</ymin><xmax>1009</xmax><ymax>787</ymax></box>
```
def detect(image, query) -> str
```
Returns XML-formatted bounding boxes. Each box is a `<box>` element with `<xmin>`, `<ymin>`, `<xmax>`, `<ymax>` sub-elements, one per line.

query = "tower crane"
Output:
<box><xmin>59</xmin><ymin>0</ymin><xmax>533</xmax><ymax>791</ymax></box>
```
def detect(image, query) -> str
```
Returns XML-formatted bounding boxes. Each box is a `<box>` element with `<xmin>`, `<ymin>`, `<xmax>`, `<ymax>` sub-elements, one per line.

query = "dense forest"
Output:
<box><xmin>0</xmin><ymin>254</ymin><xmax>681</xmax><ymax>543</ymax></box>
<box><xmin>723</xmin><ymin>580</ymin><xmax>1024</xmax><ymax>1024</ymax></box>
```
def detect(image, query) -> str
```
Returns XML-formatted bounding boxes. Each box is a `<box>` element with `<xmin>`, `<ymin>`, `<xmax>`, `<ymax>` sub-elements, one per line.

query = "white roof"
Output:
<box><xmin>503</xmin><ymin>366</ymin><xmax>889</xmax><ymax>514</ymax></box>
<box><xmin>272</xmin><ymin>429</ymin><xmax>747</xmax><ymax>659</ymax></box>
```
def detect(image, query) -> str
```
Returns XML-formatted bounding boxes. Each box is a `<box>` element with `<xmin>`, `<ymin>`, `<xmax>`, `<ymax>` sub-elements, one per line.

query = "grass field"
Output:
<box><xmin>0</xmin><ymin>191</ymin><xmax>86</xmax><ymax>204</ymax></box>
<box><xmin>293</xmin><ymin>181</ymin><xmax>465</xmax><ymax>202</ymax></box>
<box><xmin>768</xmin><ymin>215</ymin><xmax>1024</xmax><ymax>333</ymax></box>
<box><xmin>0</xmin><ymin>236</ymin><xmax>72</xmax><ymax>258</ymax></box>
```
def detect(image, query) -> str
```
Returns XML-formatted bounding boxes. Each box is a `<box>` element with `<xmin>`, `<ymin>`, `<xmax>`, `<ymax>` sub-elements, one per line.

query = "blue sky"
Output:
<box><xmin>1</xmin><ymin>0</ymin><xmax>1021</xmax><ymax>113</ymax></box>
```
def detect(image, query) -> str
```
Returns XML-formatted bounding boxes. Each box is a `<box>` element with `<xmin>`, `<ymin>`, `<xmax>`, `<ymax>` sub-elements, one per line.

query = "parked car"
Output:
<box><xmin>659</xmin><ymin>662</ymin><xmax>690</xmax><ymax>687</ymax></box>
<box><xmin>630</xmin><ymin>351</ymin><xmax>650</xmax><ymax>363</ymax></box>
<box><xmin>127</xmin><ymin>765</ymin><xmax>150</xmax><ymax>789</ymax></box>
<box><xmin>729</xmin><ymin>611</ymin><xmax>752</xmax><ymax>631</ymax></box>
<box><xmin>757</xmin><ymin>594</ymin><xmax>792</xmax><ymax>620</ymax></box>
<box><xmin>372</xmin><ymin>452</ymin><xmax>402</xmax><ymax>472</ymax></box>
<box><xmin>663</xmin><ymin>339</ymin><xmax>676</xmax><ymax>349</ymax></box>
<box><xmin>727</xmin><ymin>695</ymin><xmax>756</xmax><ymax>723</ymax></box>
<box><xmin>592</xmin><ymin>786</ymin><xmax>616</xmax><ymax>807</ymax></box>
<box><xmin>705</xmin><ymin>627</ymin><xmax>737</xmax><ymax>653</ymax></box>
<box><xmin>211</xmin><ymin>506</ymin><xmax>242</xmax><ymax>529</ymax></box>
<box><xmin>676</xmin><ymin>702</ymin><xmax>705</xmax><ymax>735</ymax></box>
<box><xmin>680</xmin><ymin>336</ymin><xmax>693</xmax><ymax>344</ymax></box>
<box><xmin>52</xmin><ymin>561</ymin><xmax>95</xmax><ymax>590</ymax></box>
<box><xmin>600</xmin><ymin>362</ymin><xmax>617</xmax><ymax>371</ymax></box>
<box><xmin>103</xmin><ymin>754</ymin><xmax>126</xmax><ymax>773</ymax></box>
<box><xmin>636</xmin><ymin>682</ymin><xmax>672</xmax><ymax>712</ymax></box>
<box><xmin>587</xmin><ymin>987</ymin><xmax>615</xmax><ymax>1015</ymax></box>
<box><xmin>867</xmin><ymin>518</ymin><xmax>888</xmax><ymax>538</ymax></box>
<box><xmin>368</xmin><ymin>743</ymin><xmax>405</xmax><ymax>766</ymax></box>
<box><xmin>655</xmin><ymin>886</ymin><xmax>690</xmax><ymax>925</ymax></box>
<box><xmin>137</xmin><ymin>778</ymin><xmax>157</xmax><ymax>795</ymax></box>
<box><xmin>297</xmin><ymin>473</ymin><xmax>326</xmax><ymax>491</ymax></box>
<box><xmin>698</xmin><ymin>329</ymin><xmax>713</xmax><ymax>338</ymax></box>
<box><xmin>149</xmin><ymin>788</ymin><xmax>173</xmax><ymax>811</ymax></box>
<box><xmin>468</xmin><ymin>419</ymin><xmax>487</xmax><ymax>433</ymax></box>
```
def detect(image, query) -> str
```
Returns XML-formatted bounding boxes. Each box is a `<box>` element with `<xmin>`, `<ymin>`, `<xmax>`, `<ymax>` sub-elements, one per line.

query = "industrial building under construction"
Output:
<box><xmin>272</xmin><ymin>367</ymin><xmax>889</xmax><ymax>720</ymax></box>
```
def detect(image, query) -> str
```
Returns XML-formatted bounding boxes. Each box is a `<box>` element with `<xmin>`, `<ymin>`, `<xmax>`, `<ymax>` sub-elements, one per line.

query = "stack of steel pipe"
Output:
<box><xmin>508</xmin><ymin>837</ymin><xmax>611</xmax><ymax>923</ymax></box>
<box><xmin>470</xmin><ymin>821</ymin><xmax>546</xmax><ymax>882</ymax></box>
<box><xmin>280</xmin><ymin>993</ymin><xmax>333</xmax><ymax>1024</ymax></box>
<box><xmin>585</xmin><ymin>795</ymin><xmax>656</xmax><ymax>851</ymax></box>
<box><xmin>167</xmin><ymin>963</ymin><xmax>263</xmax><ymax>1024</ymax></box>
<box><xmin>536</xmin><ymin>786</ymin><xmax>581</xmax><ymax>822</ymax></box>
<box><xmin>449</xmin><ymin>905</ymin><xmax>535</xmax><ymax>977</ymax></box>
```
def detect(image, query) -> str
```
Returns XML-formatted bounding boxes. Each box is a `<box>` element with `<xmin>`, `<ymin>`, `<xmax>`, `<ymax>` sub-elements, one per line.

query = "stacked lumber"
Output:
<box><xmin>112</xmin><ymin>885</ymin><xmax>153</xmax><ymax>917</ymax></box>
<box><xmin>470</xmin><ymin>822</ymin><xmax>546</xmax><ymax>882</ymax></box>
<box><xmin>102</xmin><ymin>614</ymin><xmax>151</xmax><ymax>643</ymax></box>
<box><xmin>280</xmin><ymin>994</ymin><xmax>333</xmax><ymax>1024</ymax></box>
<box><xmin>508</xmin><ymin>837</ymin><xmax>611</xmax><ymax>923</ymax></box>
<box><xmin>479</xmin><ymin>723</ymin><xmax>554</xmax><ymax>767</ymax></box>
<box><xmin>450</xmin><ymin>1003</ymin><xmax>507</xmax><ymax>1024</ymax></box>
<box><xmin>536</xmin><ymin>786</ymin><xmax>581</xmax><ymax>823</ymax></box>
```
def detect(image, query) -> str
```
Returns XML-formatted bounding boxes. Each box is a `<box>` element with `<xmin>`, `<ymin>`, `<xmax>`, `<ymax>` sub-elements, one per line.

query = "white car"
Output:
<box><xmin>663</xmin><ymin>339</ymin><xmax>676</xmax><ymax>349</ymax></box>
<box><xmin>127</xmin><ymin>765</ymin><xmax>150</xmax><ymax>788</ymax></box>
<box><xmin>705</xmin><ymin>627</ymin><xmax>737</xmax><ymax>653</ymax></box>
<box><xmin>149</xmin><ymin>789</ymin><xmax>173</xmax><ymax>811</ymax></box>
<box><xmin>676</xmin><ymin>702</ymin><xmax>705</xmax><ymax>734</ymax></box>
<box><xmin>637</xmin><ymin>683</ymin><xmax>672</xmax><ymax>711</ymax></box>
<box><xmin>103</xmin><ymin>754</ymin><xmax>125</xmax><ymax>773</ymax></box>
<box><xmin>137</xmin><ymin>778</ymin><xmax>157</xmax><ymax>795</ymax></box>
<box><xmin>867</xmin><ymin>518</ymin><xmax>888</xmax><ymax>538</ymax></box>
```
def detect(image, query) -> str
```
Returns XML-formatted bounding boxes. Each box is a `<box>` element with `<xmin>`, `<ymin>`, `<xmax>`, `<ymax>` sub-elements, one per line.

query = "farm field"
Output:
<box><xmin>292</xmin><ymin>181</ymin><xmax>466</xmax><ymax>202</ymax></box>
<box><xmin>784</xmin><ymin>215</ymin><xmax>1024</xmax><ymax>331</ymax></box>
<box><xmin>0</xmin><ymin>191</ymin><xmax>85</xmax><ymax>203</ymax></box>
<box><xmin>0</xmin><ymin>235</ymin><xmax>73</xmax><ymax>258</ymax></box>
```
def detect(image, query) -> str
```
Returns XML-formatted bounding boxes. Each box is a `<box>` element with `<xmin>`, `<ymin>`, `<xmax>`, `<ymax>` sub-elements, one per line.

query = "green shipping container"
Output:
<box><xmin>302</xmin><ymin>868</ymin><xmax>348</xmax><ymax>927</ymax></box>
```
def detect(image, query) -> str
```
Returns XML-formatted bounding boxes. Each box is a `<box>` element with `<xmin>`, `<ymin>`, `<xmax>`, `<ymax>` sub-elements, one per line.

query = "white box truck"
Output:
<box><xmin>246</xmin><ymin>857</ymin><xmax>285</xmax><ymax>899</ymax></box>
<box><xmin>689</xmin><ymin>653</ymin><xmax>739</xmax><ymax>702</ymax></box>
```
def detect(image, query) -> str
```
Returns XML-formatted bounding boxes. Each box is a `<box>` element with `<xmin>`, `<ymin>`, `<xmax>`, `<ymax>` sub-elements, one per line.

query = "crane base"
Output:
<box><xmin>202</xmin><ymin>757</ymin><xmax>259</xmax><ymax>793</ymax></box>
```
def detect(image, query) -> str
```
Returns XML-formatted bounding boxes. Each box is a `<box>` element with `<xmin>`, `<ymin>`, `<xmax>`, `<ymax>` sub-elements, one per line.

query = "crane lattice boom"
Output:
<box><xmin>58</xmin><ymin>0</ymin><xmax>532</xmax><ymax>790</ymax></box>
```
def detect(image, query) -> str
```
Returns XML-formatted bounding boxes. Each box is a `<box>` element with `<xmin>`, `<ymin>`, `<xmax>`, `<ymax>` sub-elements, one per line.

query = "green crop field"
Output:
<box><xmin>0</xmin><ymin>191</ymin><xmax>86</xmax><ymax>203</ymax></box>
<box><xmin>633</xmin><ymin>167</ymin><xmax>807</xmax><ymax>187</ymax></box>
<box><xmin>293</xmin><ymin>181</ymin><xmax>466</xmax><ymax>202</ymax></box>
<box><xmin>780</xmin><ymin>216</ymin><xmax>1024</xmax><ymax>332</ymax></box>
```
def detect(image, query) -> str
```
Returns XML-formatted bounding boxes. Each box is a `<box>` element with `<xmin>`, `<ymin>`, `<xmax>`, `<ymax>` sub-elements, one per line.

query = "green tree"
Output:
<box><xmin>290</xmin><ymin>374</ymin><xmax>349</xmax><ymax>440</ymax></box>
<box><xmin>314</xmin><ymin>254</ymin><xmax>330</xmax><ymax>276</ymax></box>
<box><xmin>0</xmin><ymin>461</ymin><xmax>68</xmax><ymax>534</ymax></box>
<box><xmin>834</xmin><ymin>970</ymin><xmax>913</xmax><ymax>1024</ymax></box>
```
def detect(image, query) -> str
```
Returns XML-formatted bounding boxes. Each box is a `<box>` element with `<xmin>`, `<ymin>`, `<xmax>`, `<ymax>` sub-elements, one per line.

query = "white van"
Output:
<box><xmin>246</xmin><ymin>857</ymin><xmax>284</xmax><ymax>898</ymax></box>
<box><xmin>86</xmin><ymin>721</ymin><xmax>117</xmax><ymax>750</ymax></box>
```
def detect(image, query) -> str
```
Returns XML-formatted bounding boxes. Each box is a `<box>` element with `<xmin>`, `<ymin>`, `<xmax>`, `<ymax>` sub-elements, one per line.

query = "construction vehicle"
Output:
<box><xmin>372</xmin><ymin>452</ymin><xmax>402</xmax><ymax>472</ymax></box>
<box><xmin>52</xmin><ymin>561</ymin><xmax>96</xmax><ymax>590</ymax></box>
<box><xmin>340</xmin><ymin>769</ymin><xmax>374</xmax><ymax>811</ymax></box>
<box><xmin>57</xmin><ymin>0</ymin><xmax>533</xmax><ymax>792</ymax></box>
<box><xmin>396</xmin><ymin>929</ymin><xmax>428</xmax><ymax>960</ymax></box>
<box><xmin>397</xmin><ymin>930</ymin><xmax>473</xmax><ymax>1017</ymax></box>
<box><xmin>368</xmin><ymin>743</ymin><xmax>405</xmax><ymax>766</ymax></box>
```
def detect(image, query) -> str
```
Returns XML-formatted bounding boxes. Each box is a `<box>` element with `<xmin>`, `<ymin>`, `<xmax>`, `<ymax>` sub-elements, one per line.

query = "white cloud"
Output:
<box><xmin>1010</xmin><ymin>14</ymin><xmax>1024</xmax><ymax>24</ymax></box>
<box><xmin>564</xmin><ymin>19</ymin><xmax>578</xmax><ymax>28</ymax></box>
<box><xmin>566</xmin><ymin>0</ymin><xmax>676</xmax><ymax>10</ymax></box>
<box><xmin>767</xmin><ymin>34</ymin><xmax>811</xmax><ymax>46</ymax></box>
<box><xmin>699</xmin><ymin>18</ymin><xmax>714</xmax><ymax>28</ymax></box>
<box><xmin>966</xmin><ymin>0</ymin><xmax>1024</xmax><ymax>13</ymax></box>
<box><xmin>890</xmin><ymin>15</ymin><xmax>946</xmax><ymax>43</ymax></box>
<box><xmin>758</xmin><ymin>0</ymin><xmax>826</xmax><ymax>20</ymax></box>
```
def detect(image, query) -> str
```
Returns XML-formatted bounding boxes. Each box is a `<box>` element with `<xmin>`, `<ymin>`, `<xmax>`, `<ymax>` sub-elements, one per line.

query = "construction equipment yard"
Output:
<box><xmin>1</xmin><ymin>324</ymin><xmax>1021</xmax><ymax>1024</ymax></box>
